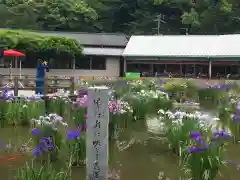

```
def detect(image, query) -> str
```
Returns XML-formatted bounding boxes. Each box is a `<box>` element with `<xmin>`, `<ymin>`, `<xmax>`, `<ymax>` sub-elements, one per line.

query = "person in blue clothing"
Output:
<box><xmin>35</xmin><ymin>59</ymin><xmax>49</xmax><ymax>94</ymax></box>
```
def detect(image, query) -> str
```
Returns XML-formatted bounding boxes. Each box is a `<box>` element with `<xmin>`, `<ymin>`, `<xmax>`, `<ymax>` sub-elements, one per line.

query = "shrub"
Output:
<box><xmin>0</xmin><ymin>29</ymin><xmax>83</xmax><ymax>56</ymax></box>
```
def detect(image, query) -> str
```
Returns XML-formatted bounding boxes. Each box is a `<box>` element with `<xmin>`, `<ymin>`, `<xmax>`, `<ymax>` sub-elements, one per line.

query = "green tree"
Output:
<box><xmin>2</xmin><ymin>0</ymin><xmax>98</xmax><ymax>31</ymax></box>
<box><xmin>154</xmin><ymin>0</ymin><xmax>238</xmax><ymax>34</ymax></box>
<box><xmin>2</xmin><ymin>0</ymin><xmax>240</xmax><ymax>35</ymax></box>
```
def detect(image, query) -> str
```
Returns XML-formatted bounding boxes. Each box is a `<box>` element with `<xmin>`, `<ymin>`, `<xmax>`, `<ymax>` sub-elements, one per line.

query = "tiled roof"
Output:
<box><xmin>39</xmin><ymin>31</ymin><xmax>128</xmax><ymax>47</ymax></box>
<box><xmin>0</xmin><ymin>28</ymin><xmax>128</xmax><ymax>47</ymax></box>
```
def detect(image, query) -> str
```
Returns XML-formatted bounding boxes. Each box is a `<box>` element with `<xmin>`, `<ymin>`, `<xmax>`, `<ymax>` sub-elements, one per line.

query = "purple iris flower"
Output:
<box><xmin>66</xmin><ymin>130</ymin><xmax>80</xmax><ymax>140</ymax></box>
<box><xmin>189</xmin><ymin>131</ymin><xmax>202</xmax><ymax>142</ymax></box>
<box><xmin>189</xmin><ymin>131</ymin><xmax>201</xmax><ymax>138</ymax></box>
<box><xmin>3</xmin><ymin>87</ymin><xmax>9</xmax><ymax>93</ymax></box>
<box><xmin>39</xmin><ymin>137</ymin><xmax>54</xmax><ymax>151</ymax></box>
<box><xmin>189</xmin><ymin>131</ymin><xmax>208</xmax><ymax>149</ymax></box>
<box><xmin>207</xmin><ymin>84</ymin><xmax>228</xmax><ymax>89</ymax></box>
<box><xmin>212</xmin><ymin>130</ymin><xmax>231</xmax><ymax>142</ymax></box>
<box><xmin>232</xmin><ymin>105</ymin><xmax>240</xmax><ymax>123</ymax></box>
<box><xmin>1</xmin><ymin>87</ymin><xmax>14</xmax><ymax>100</ymax></box>
<box><xmin>31</xmin><ymin>128</ymin><xmax>40</xmax><ymax>136</ymax></box>
<box><xmin>33</xmin><ymin>148</ymin><xmax>41</xmax><ymax>158</ymax></box>
<box><xmin>41</xmin><ymin>136</ymin><xmax>53</xmax><ymax>146</ymax></box>
<box><xmin>188</xmin><ymin>146</ymin><xmax>205</xmax><ymax>153</ymax></box>
<box><xmin>213</xmin><ymin>130</ymin><xmax>231</xmax><ymax>138</ymax></box>
<box><xmin>232</xmin><ymin>114</ymin><xmax>240</xmax><ymax>122</ymax></box>
<box><xmin>33</xmin><ymin>136</ymin><xmax>55</xmax><ymax>158</ymax></box>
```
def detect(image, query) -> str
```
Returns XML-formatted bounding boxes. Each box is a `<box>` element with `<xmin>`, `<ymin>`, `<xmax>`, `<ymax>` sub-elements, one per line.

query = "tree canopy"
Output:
<box><xmin>0</xmin><ymin>30</ymin><xmax>83</xmax><ymax>55</ymax></box>
<box><xmin>0</xmin><ymin>0</ymin><xmax>239</xmax><ymax>34</ymax></box>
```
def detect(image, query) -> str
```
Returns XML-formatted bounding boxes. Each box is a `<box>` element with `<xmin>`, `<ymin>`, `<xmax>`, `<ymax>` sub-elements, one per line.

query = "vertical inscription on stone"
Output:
<box><xmin>86</xmin><ymin>87</ymin><xmax>109</xmax><ymax>180</ymax></box>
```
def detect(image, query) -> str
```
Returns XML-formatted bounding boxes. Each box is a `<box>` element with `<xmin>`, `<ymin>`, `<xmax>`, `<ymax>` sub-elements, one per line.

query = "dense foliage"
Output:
<box><xmin>0</xmin><ymin>30</ymin><xmax>83</xmax><ymax>55</ymax></box>
<box><xmin>0</xmin><ymin>0</ymin><xmax>239</xmax><ymax>34</ymax></box>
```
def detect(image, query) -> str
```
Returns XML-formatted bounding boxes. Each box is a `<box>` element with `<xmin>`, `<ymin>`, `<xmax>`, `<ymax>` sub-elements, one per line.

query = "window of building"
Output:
<box><xmin>195</xmin><ymin>64</ymin><xmax>208</xmax><ymax>74</ymax></box>
<box><xmin>139</xmin><ymin>64</ymin><xmax>151</xmax><ymax>72</ymax></box>
<box><xmin>153</xmin><ymin>64</ymin><xmax>165</xmax><ymax>73</ymax></box>
<box><xmin>49</xmin><ymin>58</ymin><xmax>73</xmax><ymax>69</ymax></box>
<box><xmin>229</xmin><ymin>65</ymin><xmax>238</xmax><ymax>74</ymax></box>
<box><xmin>21</xmin><ymin>58</ymin><xmax>37</xmax><ymax>68</ymax></box>
<box><xmin>75</xmin><ymin>55</ymin><xmax>106</xmax><ymax>70</ymax></box>
<box><xmin>75</xmin><ymin>56</ymin><xmax>91</xmax><ymax>69</ymax></box>
<box><xmin>166</xmin><ymin>64</ymin><xmax>180</xmax><ymax>73</ymax></box>
<box><xmin>126</xmin><ymin>63</ymin><xmax>140</xmax><ymax>72</ymax></box>
<box><xmin>91</xmin><ymin>56</ymin><xmax>106</xmax><ymax>70</ymax></box>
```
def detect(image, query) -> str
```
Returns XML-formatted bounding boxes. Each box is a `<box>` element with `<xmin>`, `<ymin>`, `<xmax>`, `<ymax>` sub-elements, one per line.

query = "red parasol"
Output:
<box><xmin>4</xmin><ymin>49</ymin><xmax>25</xmax><ymax>57</ymax></box>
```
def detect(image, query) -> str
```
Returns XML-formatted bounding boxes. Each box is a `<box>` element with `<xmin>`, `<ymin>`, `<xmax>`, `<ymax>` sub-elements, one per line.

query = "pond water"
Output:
<box><xmin>1</xmin><ymin>116</ymin><xmax>240</xmax><ymax>180</ymax></box>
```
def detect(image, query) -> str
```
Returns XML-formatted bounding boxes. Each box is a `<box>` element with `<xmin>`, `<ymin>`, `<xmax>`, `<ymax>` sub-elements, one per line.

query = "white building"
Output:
<box><xmin>122</xmin><ymin>35</ymin><xmax>240</xmax><ymax>78</ymax></box>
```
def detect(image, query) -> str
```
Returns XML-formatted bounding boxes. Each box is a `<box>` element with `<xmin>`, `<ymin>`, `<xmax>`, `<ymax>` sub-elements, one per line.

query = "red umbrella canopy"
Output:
<box><xmin>4</xmin><ymin>49</ymin><xmax>25</xmax><ymax>57</ymax></box>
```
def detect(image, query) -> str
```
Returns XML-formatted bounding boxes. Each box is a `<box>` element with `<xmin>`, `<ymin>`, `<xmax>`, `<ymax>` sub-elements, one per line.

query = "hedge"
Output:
<box><xmin>0</xmin><ymin>29</ymin><xmax>83</xmax><ymax>56</ymax></box>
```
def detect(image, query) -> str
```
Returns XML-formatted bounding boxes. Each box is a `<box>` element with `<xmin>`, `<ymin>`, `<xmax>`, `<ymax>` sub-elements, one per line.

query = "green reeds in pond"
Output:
<box><xmin>20</xmin><ymin>100</ymin><xmax>46</xmax><ymax>126</ymax></box>
<box><xmin>47</xmin><ymin>97</ymin><xmax>67</xmax><ymax>116</ymax></box>
<box><xmin>3</xmin><ymin>98</ymin><xmax>45</xmax><ymax>126</ymax></box>
<box><xmin>123</xmin><ymin>92</ymin><xmax>150</xmax><ymax>121</ymax></box>
<box><xmin>222</xmin><ymin>104</ymin><xmax>240</xmax><ymax>143</ymax></box>
<box><xmin>109</xmin><ymin>113</ymin><xmax>120</xmax><ymax>140</ymax></box>
<box><xmin>198</xmin><ymin>88</ymin><xmax>227</xmax><ymax>109</ymax></box>
<box><xmin>66</xmin><ymin>133</ymin><xmax>86</xmax><ymax>166</ymax></box>
<box><xmin>13</xmin><ymin>158</ymin><xmax>72</xmax><ymax>180</ymax></box>
<box><xmin>149</xmin><ymin>97</ymin><xmax>173</xmax><ymax>114</ymax></box>
<box><xmin>4</xmin><ymin>99</ymin><xmax>22</xmax><ymax>125</ymax></box>
<box><xmin>0</xmin><ymin>100</ymin><xmax>10</xmax><ymax>127</ymax></box>
<box><xmin>218</xmin><ymin>105</ymin><xmax>234</xmax><ymax>130</ymax></box>
<box><xmin>109</xmin><ymin>112</ymin><xmax>133</xmax><ymax>140</ymax></box>
<box><xmin>71</xmin><ymin>107</ymin><xmax>85</xmax><ymax>127</ymax></box>
<box><xmin>163</xmin><ymin>116</ymin><xmax>210</xmax><ymax>157</ymax></box>
<box><xmin>183</xmin><ymin>131</ymin><xmax>228</xmax><ymax>180</ymax></box>
<box><xmin>229</xmin><ymin>122</ymin><xmax>240</xmax><ymax>143</ymax></box>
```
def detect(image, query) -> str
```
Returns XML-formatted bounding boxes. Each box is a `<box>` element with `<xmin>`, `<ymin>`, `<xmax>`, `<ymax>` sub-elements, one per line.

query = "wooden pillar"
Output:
<box><xmin>208</xmin><ymin>59</ymin><xmax>212</xmax><ymax>79</ymax></box>
<box><xmin>150</xmin><ymin>64</ymin><xmax>154</xmax><ymax>76</ymax></box>
<box><xmin>86</xmin><ymin>87</ymin><xmax>109</xmax><ymax>180</ymax></box>
<box><xmin>124</xmin><ymin>59</ymin><xmax>127</xmax><ymax>74</ymax></box>
<box><xmin>193</xmin><ymin>64</ymin><xmax>196</xmax><ymax>76</ymax></box>
<box><xmin>15</xmin><ymin>57</ymin><xmax>17</xmax><ymax>69</ymax></box>
<box><xmin>0</xmin><ymin>74</ymin><xmax>3</xmax><ymax>86</ymax></box>
<box><xmin>72</xmin><ymin>57</ymin><xmax>75</xmax><ymax>70</ymax></box>
<box><xmin>180</xmin><ymin>62</ymin><xmax>183</xmax><ymax>76</ymax></box>
<box><xmin>14</xmin><ymin>77</ymin><xmax>18</xmax><ymax>96</ymax></box>
<box><xmin>237</xmin><ymin>61</ymin><xmax>240</xmax><ymax>75</ymax></box>
<box><xmin>119</xmin><ymin>57</ymin><xmax>125</xmax><ymax>77</ymax></box>
<box><xmin>70</xmin><ymin>77</ymin><xmax>74</xmax><ymax>94</ymax></box>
